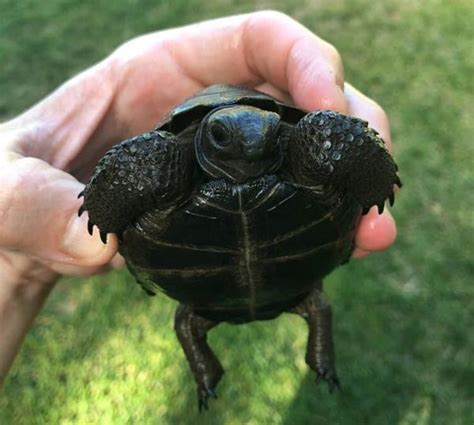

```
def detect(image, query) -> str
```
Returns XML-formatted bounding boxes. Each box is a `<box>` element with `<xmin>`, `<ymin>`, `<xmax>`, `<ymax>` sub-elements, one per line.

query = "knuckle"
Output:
<box><xmin>0</xmin><ymin>157</ymin><xmax>47</xmax><ymax>246</ymax></box>
<box><xmin>4</xmin><ymin>157</ymin><xmax>43</xmax><ymax>194</ymax></box>
<box><xmin>0</xmin><ymin>171</ymin><xmax>25</xmax><ymax>245</ymax></box>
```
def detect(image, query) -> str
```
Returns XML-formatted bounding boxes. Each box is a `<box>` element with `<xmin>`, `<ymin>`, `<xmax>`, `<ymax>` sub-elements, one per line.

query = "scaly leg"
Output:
<box><xmin>290</xmin><ymin>283</ymin><xmax>340</xmax><ymax>392</ymax></box>
<box><xmin>174</xmin><ymin>304</ymin><xmax>224</xmax><ymax>411</ymax></box>
<box><xmin>289</xmin><ymin>110</ymin><xmax>401</xmax><ymax>214</ymax></box>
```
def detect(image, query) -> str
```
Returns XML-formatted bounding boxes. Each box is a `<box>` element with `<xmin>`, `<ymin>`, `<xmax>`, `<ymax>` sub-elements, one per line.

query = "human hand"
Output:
<box><xmin>0</xmin><ymin>11</ymin><xmax>397</xmax><ymax>380</ymax></box>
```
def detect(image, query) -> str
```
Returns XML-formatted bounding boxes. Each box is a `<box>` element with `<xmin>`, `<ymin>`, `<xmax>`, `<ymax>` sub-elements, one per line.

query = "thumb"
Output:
<box><xmin>0</xmin><ymin>155</ymin><xmax>117</xmax><ymax>266</ymax></box>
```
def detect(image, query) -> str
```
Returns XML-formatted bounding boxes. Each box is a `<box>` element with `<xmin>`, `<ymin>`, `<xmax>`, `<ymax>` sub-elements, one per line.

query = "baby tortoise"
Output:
<box><xmin>79</xmin><ymin>84</ymin><xmax>401</xmax><ymax>411</ymax></box>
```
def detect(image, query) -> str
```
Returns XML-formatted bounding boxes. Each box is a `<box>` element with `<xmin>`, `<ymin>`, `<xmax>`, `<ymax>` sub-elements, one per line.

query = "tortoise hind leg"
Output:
<box><xmin>290</xmin><ymin>283</ymin><xmax>340</xmax><ymax>392</ymax></box>
<box><xmin>174</xmin><ymin>304</ymin><xmax>224</xmax><ymax>411</ymax></box>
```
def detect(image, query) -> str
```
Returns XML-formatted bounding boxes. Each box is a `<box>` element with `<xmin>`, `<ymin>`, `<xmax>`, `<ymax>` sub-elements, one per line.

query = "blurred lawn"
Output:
<box><xmin>1</xmin><ymin>0</ymin><xmax>473</xmax><ymax>424</ymax></box>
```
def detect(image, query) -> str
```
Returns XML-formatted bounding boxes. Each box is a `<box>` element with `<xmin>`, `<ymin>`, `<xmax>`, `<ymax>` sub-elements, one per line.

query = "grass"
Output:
<box><xmin>1</xmin><ymin>0</ymin><xmax>473</xmax><ymax>424</ymax></box>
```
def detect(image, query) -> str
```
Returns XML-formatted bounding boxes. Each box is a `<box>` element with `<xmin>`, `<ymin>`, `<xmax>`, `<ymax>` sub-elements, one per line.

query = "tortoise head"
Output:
<box><xmin>195</xmin><ymin>105</ymin><xmax>282</xmax><ymax>182</ymax></box>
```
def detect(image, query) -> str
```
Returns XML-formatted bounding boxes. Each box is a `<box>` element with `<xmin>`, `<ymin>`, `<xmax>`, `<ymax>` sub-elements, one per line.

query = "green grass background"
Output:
<box><xmin>1</xmin><ymin>0</ymin><xmax>473</xmax><ymax>424</ymax></box>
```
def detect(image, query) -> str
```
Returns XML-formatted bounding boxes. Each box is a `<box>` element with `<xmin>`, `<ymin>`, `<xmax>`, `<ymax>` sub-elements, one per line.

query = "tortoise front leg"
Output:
<box><xmin>288</xmin><ymin>110</ymin><xmax>401</xmax><ymax>214</ymax></box>
<box><xmin>79</xmin><ymin>130</ymin><xmax>195</xmax><ymax>240</ymax></box>
<box><xmin>174</xmin><ymin>304</ymin><xmax>224</xmax><ymax>412</ymax></box>
<box><xmin>290</xmin><ymin>283</ymin><xmax>340</xmax><ymax>392</ymax></box>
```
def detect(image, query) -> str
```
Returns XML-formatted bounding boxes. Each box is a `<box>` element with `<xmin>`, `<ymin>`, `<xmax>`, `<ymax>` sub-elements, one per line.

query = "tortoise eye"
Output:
<box><xmin>210</xmin><ymin>124</ymin><xmax>231</xmax><ymax>147</ymax></box>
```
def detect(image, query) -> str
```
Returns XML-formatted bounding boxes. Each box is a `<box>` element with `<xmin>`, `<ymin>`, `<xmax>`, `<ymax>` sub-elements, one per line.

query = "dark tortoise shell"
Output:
<box><xmin>80</xmin><ymin>84</ymin><xmax>401</xmax><ymax>411</ymax></box>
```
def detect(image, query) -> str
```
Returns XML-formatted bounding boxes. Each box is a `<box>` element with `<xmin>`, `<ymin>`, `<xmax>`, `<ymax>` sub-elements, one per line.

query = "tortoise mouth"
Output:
<box><xmin>196</xmin><ymin>147</ymin><xmax>283</xmax><ymax>183</ymax></box>
<box><xmin>212</xmin><ymin>155</ymin><xmax>282</xmax><ymax>183</ymax></box>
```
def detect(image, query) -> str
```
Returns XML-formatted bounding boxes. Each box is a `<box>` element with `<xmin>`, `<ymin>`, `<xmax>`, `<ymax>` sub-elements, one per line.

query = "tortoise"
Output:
<box><xmin>79</xmin><ymin>84</ymin><xmax>401</xmax><ymax>411</ymax></box>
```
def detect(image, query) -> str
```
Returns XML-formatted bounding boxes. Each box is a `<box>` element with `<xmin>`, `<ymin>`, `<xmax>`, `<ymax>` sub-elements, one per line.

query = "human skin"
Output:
<box><xmin>0</xmin><ymin>11</ymin><xmax>397</xmax><ymax>383</ymax></box>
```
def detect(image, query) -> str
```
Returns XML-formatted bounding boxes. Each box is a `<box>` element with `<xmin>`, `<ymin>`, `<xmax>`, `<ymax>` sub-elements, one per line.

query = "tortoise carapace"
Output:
<box><xmin>79</xmin><ymin>84</ymin><xmax>401</xmax><ymax>411</ymax></box>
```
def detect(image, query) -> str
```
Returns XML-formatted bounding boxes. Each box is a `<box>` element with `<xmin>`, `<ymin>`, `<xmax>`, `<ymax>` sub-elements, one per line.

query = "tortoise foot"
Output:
<box><xmin>290</xmin><ymin>110</ymin><xmax>401</xmax><ymax>214</ymax></box>
<box><xmin>198</xmin><ymin>386</ymin><xmax>219</xmax><ymax>412</ymax></box>
<box><xmin>196</xmin><ymin>359</ymin><xmax>223</xmax><ymax>412</ymax></box>
<box><xmin>314</xmin><ymin>366</ymin><xmax>341</xmax><ymax>393</ymax></box>
<box><xmin>174</xmin><ymin>304</ymin><xmax>224</xmax><ymax>412</ymax></box>
<box><xmin>306</xmin><ymin>347</ymin><xmax>340</xmax><ymax>393</ymax></box>
<box><xmin>290</xmin><ymin>284</ymin><xmax>340</xmax><ymax>394</ymax></box>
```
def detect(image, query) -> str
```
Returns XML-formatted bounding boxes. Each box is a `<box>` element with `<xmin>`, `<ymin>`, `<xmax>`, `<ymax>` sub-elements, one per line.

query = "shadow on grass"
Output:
<box><xmin>2</xmin><ymin>270</ymin><xmax>184</xmax><ymax>422</ymax></box>
<box><xmin>281</xmin><ymin>364</ymin><xmax>417</xmax><ymax>425</ymax></box>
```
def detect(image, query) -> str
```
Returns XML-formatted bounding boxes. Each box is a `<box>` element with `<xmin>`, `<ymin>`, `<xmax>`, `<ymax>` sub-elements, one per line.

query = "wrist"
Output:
<box><xmin>0</xmin><ymin>254</ymin><xmax>57</xmax><ymax>383</ymax></box>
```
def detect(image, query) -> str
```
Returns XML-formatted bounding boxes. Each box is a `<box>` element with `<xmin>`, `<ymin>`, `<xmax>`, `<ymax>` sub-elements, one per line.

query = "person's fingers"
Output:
<box><xmin>0</xmin><ymin>155</ymin><xmax>118</xmax><ymax>267</ymax></box>
<box><xmin>108</xmin><ymin>11</ymin><xmax>347</xmax><ymax>136</ymax></box>
<box><xmin>4</xmin><ymin>62</ymin><xmax>116</xmax><ymax>169</ymax></box>
<box><xmin>344</xmin><ymin>82</ymin><xmax>392</xmax><ymax>152</ymax></box>
<box><xmin>6</xmin><ymin>12</ymin><xmax>348</xmax><ymax>173</ymax></box>
<box><xmin>241</xmin><ymin>11</ymin><xmax>346</xmax><ymax>112</ymax></box>
<box><xmin>110</xmin><ymin>253</ymin><xmax>126</xmax><ymax>269</ymax></box>
<box><xmin>253</xmin><ymin>82</ymin><xmax>293</xmax><ymax>104</ymax></box>
<box><xmin>353</xmin><ymin>207</ymin><xmax>397</xmax><ymax>258</ymax></box>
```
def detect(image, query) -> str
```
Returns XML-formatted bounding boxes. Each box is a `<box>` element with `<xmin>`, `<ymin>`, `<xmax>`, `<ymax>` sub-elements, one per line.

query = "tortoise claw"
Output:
<box><xmin>377</xmin><ymin>203</ymin><xmax>385</xmax><ymax>214</ymax></box>
<box><xmin>395</xmin><ymin>175</ymin><xmax>402</xmax><ymax>188</ymax></box>
<box><xmin>328</xmin><ymin>377</ymin><xmax>342</xmax><ymax>394</ymax></box>
<box><xmin>388</xmin><ymin>192</ymin><xmax>395</xmax><ymax>207</ymax></box>
<box><xmin>77</xmin><ymin>190</ymin><xmax>84</xmax><ymax>199</ymax></box>
<box><xmin>198</xmin><ymin>398</ymin><xmax>208</xmax><ymax>413</ymax></box>
<box><xmin>78</xmin><ymin>206</ymin><xmax>85</xmax><ymax>217</ymax></box>
<box><xmin>99</xmin><ymin>231</ymin><xmax>108</xmax><ymax>244</ymax></box>
<box><xmin>197</xmin><ymin>387</ymin><xmax>218</xmax><ymax>412</ymax></box>
<box><xmin>207</xmin><ymin>388</ymin><xmax>218</xmax><ymax>399</ymax></box>
<box><xmin>315</xmin><ymin>369</ymin><xmax>341</xmax><ymax>394</ymax></box>
<box><xmin>87</xmin><ymin>221</ymin><xmax>94</xmax><ymax>236</ymax></box>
